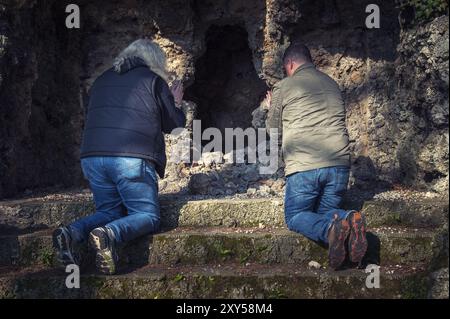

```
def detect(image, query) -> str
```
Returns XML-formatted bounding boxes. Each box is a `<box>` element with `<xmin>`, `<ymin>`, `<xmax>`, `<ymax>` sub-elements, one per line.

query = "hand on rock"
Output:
<box><xmin>170</xmin><ymin>80</ymin><xmax>184</xmax><ymax>105</ymax></box>
<box><xmin>265</xmin><ymin>90</ymin><xmax>272</xmax><ymax>109</ymax></box>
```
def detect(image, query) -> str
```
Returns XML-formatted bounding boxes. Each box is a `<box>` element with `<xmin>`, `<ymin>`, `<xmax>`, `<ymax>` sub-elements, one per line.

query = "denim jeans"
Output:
<box><xmin>284</xmin><ymin>166</ymin><xmax>351</xmax><ymax>244</ymax></box>
<box><xmin>69</xmin><ymin>157</ymin><xmax>160</xmax><ymax>244</ymax></box>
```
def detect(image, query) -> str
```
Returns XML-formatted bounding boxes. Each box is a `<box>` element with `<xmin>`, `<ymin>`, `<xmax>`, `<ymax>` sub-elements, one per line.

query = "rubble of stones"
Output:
<box><xmin>162</xmin><ymin>101</ymin><xmax>285</xmax><ymax>198</ymax></box>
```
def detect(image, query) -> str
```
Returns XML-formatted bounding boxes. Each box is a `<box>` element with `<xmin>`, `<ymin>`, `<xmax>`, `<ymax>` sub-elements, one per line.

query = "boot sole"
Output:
<box><xmin>89</xmin><ymin>228</ymin><xmax>117</xmax><ymax>275</ymax></box>
<box><xmin>328</xmin><ymin>219</ymin><xmax>351</xmax><ymax>270</ymax></box>
<box><xmin>52</xmin><ymin>228</ymin><xmax>77</xmax><ymax>265</ymax></box>
<box><xmin>349</xmin><ymin>212</ymin><xmax>368</xmax><ymax>264</ymax></box>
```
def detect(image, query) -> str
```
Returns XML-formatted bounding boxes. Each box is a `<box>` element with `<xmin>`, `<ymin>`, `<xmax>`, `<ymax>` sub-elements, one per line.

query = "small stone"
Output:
<box><xmin>223</xmin><ymin>151</ymin><xmax>235</xmax><ymax>164</ymax></box>
<box><xmin>257</xmin><ymin>185</ymin><xmax>271</xmax><ymax>196</ymax></box>
<box><xmin>308</xmin><ymin>261</ymin><xmax>322</xmax><ymax>269</ymax></box>
<box><xmin>199</xmin><ymin>151</ymin><xmax>223</xmax><ymax>166</ymax></box>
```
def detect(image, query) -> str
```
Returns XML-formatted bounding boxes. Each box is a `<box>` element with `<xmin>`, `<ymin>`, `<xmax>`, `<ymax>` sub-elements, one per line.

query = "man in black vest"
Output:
<box><xmin>53</xmin><ymin>39</ymin><xmax>185</xmax><ymax>274</ymax></box>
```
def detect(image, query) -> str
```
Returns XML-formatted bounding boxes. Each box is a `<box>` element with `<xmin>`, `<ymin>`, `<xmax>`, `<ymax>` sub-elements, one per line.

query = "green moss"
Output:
<box><xmin>268</xmin><ymin>288</ymin><xmax>289</xmax><ymax>299</ymax></box>
<box><xmin>174</xmin><ymin>274</ymin><xmax>185</xmax><ymax>282</ymax></box>
<box><xmin>211</xmin><ymin>240</ymin><xmax>235</xmax><ymax>262</ymax></box>
<box><xmin>391</xmin><ymin>212</ymin><xmax>402</xmax><ymax>224</ymax></box>
<box><xmin>7</xmin><ymin>268</ymin><xmax>436</xmax><ymax>299</ymax></box>
<box><xmin>257</xmin><ymin>245</ymin><xmax>269</xmax><ymax>252</ymax></box>
<box><xmin>400</xmin><ymin>275</ymin><xmax>429</xmax><ymax>299</ymax></box>
<box><xmin>397</xmin><ymin>0</ymin><xmax>449</xmax><ymax>24</ymax></box>
<box><xmin>39</xmin><ymin>248</ymin><xmax>55</xmax><ymax>267</ymax></box>
<box><xmin>132</xmin><ymin>278</ymin><xmax>174</xmax><ymax>299</ymax></box>
<box><xmin>83</xmin><ymin>276</ymin><xmax>108</xmax><ymax>297</ymax></box>
<box><xmin>219</xmin><ymin>248</ymin><xmax>233</xmax><ymax>257</ymax></box>
<box><xmin>239</xmin><ymin>253</ymin><xmax>251</xmax><ymax>264</ymax></box>
<box><xmin>379</xmin><ymin>235</ymin><xmax>434</xmax><ymax>265</ymax></box>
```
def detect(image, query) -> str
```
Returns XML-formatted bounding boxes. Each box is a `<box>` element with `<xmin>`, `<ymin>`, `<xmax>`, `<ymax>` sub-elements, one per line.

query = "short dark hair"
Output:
<box><xmin>282</xmin><ymin>43</ymin><xmax>312</xmax><ymax>65</ymax></box>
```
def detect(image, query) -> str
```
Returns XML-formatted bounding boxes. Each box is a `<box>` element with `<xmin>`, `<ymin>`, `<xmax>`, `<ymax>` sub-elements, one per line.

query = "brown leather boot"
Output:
<box><xmin>328</xmin><ymin>214</ymin><xmax>351</xmax><ymax>270</ymax></box>
<box><xmin>348</xmin><ymin>211</ymin><xmax>368</xmax><ymax>265</ymax></box>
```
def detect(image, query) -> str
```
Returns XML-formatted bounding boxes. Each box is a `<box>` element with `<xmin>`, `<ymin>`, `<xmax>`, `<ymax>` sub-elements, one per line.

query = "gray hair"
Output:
<box><xmin>113</xmin><ymin>39</ymin><xmax>170</xmax><ymax>81</ymax></box>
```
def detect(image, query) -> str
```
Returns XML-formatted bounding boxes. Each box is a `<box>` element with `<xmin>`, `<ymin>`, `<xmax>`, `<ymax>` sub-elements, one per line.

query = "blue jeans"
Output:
<box><xmin>69</xmin><ymin>157</ymin><xmax>160</xmax><ymax>244</ymax></box>
<box><xmin>284</xmin><ymin>166</ymin><xmax>351</xmax><ymax>244</ymax></box>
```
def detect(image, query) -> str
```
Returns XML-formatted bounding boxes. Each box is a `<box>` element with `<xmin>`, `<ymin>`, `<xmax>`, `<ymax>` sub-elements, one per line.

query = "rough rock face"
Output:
<box><xmin>0</xmin><ymin>0</ymin><xmax>448</xmax><ymax>199</ymax></box>
<box><xmin>396</xmin><ymin>16</ymin><xmax>449</xmax><ymax>192</ymax></box>
<box><xmin>288</xmin><ymin>3</ymin><xmax>449</xmax><ymax>193</ymax></box>
<box><xmin>0</xmin><ymin>1</ymin><xmax>84</xmax><ymax>199</ymax></box>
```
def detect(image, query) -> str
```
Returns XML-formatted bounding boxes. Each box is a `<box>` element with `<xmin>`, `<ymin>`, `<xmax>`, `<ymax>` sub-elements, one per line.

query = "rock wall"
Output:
<box><xmin>0</xmin><ymin>0</ymin><xmax>84</xmax><ymax>199</ymax></box>
<box><xmin>286</xmin><ymin>1</ymin><xmax>449</xmax><ymax>192</ymax></box>
<box><xmin>395</xmin><ymin>16</ymin><xmax>449</xmax><ymax>192</ymax></box>
<box><xmin>0</xmin><ymin>0</ymin><xmax>448</xmax><ymax>199</ymax></box>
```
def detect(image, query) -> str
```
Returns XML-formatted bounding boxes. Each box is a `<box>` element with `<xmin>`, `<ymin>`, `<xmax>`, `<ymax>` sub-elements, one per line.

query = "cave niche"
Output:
<box><xmin>185</xmin><ymin>24</ymin><xmax>268</xmax><ymax>141</ymax></box>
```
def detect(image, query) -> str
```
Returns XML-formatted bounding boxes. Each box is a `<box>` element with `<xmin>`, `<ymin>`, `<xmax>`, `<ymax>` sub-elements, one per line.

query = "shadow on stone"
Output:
<box><xmin>362</xmin><ymin>232</ymin><xmax>381</xmax><ymax>266</ymax></box>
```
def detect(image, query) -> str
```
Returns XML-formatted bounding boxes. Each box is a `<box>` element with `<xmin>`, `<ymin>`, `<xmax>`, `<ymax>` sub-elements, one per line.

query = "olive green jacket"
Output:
<box><xmin>266</xmin><ymin>63</ymin><xmax>350</xmax><ymax>176</ymax></box>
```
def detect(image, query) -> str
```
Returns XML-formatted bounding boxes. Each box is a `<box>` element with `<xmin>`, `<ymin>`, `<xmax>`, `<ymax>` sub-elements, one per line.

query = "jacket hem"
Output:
<box><xmin>285</xmin><ymin>160</ymin><xmax>350</xmax><ymax>177</ymax></box>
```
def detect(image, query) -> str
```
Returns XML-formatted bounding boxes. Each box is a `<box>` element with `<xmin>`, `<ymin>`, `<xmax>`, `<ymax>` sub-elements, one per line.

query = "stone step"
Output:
<box><xmin>0</xmin><ymin>196</ymin><xmax>448</xmax><ymax>234</ymax></box>
<box><xmin>0</xmin><ymin>264</ymin><xmax>433</xmax><ymax>299</ymax></box>
<box><xmin>1</xmin><ymin>226</ymin><xmax>447</xmax><ymax>271</ymax></box>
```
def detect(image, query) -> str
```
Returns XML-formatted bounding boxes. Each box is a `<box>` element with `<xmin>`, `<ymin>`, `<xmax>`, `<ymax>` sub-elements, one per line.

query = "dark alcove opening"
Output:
<box><xmin>185</xmin><ymin>25</ymin><xmax>268</xmax><ymax>142</ymax></box>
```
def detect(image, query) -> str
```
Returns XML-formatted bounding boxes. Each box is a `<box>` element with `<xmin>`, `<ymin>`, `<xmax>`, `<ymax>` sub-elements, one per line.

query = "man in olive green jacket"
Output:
<box><xmin>266</xmin><ymin>43</ymin><xmax>368</xmax><ymax>270</ymax></box>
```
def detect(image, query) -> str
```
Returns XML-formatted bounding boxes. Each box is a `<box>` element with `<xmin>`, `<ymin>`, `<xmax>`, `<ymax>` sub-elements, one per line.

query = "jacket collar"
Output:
<box><xmin>114</xmin><ymin>56</ymin><xmax>147</xmax><ymax>74</ymax></box>
<box><xmin>292</xmin><ymin>62</ymin><xmax>315</xmax><ymax>76</ymax></box>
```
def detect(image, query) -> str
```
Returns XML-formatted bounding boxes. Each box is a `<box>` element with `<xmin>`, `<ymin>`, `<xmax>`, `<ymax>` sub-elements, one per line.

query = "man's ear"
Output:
<box><xmin>286</xmin><ymin>59</ymin><xmax>293</xmax><ymax>75</ymax></box>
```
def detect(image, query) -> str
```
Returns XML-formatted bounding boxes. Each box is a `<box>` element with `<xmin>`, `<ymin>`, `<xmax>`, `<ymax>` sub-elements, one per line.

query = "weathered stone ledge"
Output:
<box><xmin>0</xmin><ymin>226</ymin><xmax>446</xmax><ymax>271</ymax></box>
<box><xmin>0</xmin><ymin>196</ymin><xmax>448</xmax><ymax>234</ymax></box>
<box><xmin>0</xmin><ymin>264</ymin><xmax>431</xmax><ymax>299</ymax></box>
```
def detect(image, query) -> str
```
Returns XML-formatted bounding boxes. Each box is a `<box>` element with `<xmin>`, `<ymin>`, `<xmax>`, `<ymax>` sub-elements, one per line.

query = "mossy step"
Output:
<box><xmin>1</xmin><ymin>226</ymin><xmax>447</xmax><ymax>271</ymax></box>
<box><xmin>0</xmin><ymin>196</ymin><xmax>448</xmax><ymax>234</ymax></box>
<box><xmin>0</xmin><ymin>264</ymin><xmax>431</xmax><ymax>299</ymax></box>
